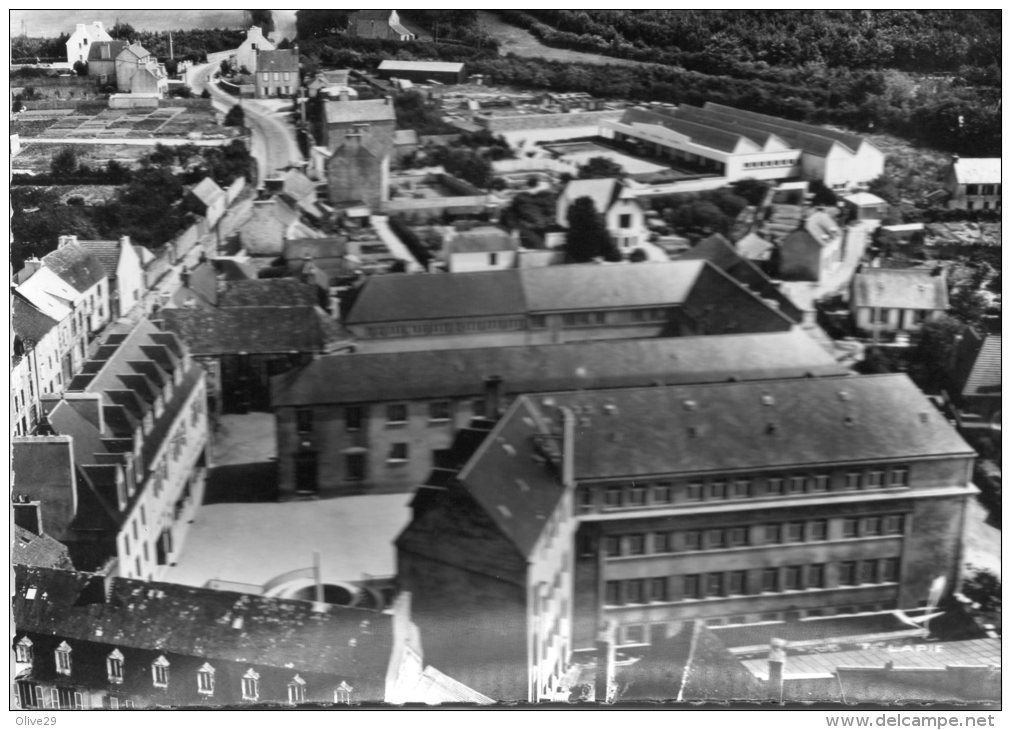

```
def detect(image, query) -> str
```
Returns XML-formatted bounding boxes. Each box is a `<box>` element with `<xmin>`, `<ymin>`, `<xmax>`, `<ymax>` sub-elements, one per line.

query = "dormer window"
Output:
<box><xmin>197</xmin><ymin>663</ymin><xmax>215</xmax><ymax>695</ymax></box>
<box><xmin>55</xmin><ymin>641</ymin><xmax>72</xmax><ymax>676</ymax></box>
<box><xmin>152</xmin><ymin>656</ymin><xmax>170</xmax><ymax>688</ymax></box>
<box><xmin>241</xmin><ymin>668</ymin><xmax>260</xmax><ymax>701</ymax></box>
<box><xmin>15</xmin><ymin>636</ymin><xmax>33</xmax><ymax>664</ymax></box>
<box><xmin>335</xmin><ymin>681</ymin><xmax>354</xmax><ymax>705</ymax></box>
<box><xmin>288</xmin><ymin>675</ymin><xmax>307</xmax><ymax>704</ymax></box>
<box><xmin>107</xmin><ymin>648</ymin><xmax>124</xmax><ymax>684</ymax></box>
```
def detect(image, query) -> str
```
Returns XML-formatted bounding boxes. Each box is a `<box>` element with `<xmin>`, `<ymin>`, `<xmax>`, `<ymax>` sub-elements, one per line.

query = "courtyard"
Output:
<box><xmin>542</xmin><ymin>139</ymin><xmax>668</xmax><ymax>175</ymax></box>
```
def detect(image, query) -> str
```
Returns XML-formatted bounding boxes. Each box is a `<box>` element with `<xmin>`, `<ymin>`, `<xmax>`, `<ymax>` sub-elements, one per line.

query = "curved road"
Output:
<box><xmin>189</xmin><ymin>61</ymin><xmax>303</xmax><ymax>182</ymax></box>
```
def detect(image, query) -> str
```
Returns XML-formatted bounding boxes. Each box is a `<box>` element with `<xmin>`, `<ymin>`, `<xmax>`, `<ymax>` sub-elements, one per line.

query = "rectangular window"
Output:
<box><xmin>842</xmin><ymin>518</ymin><xmax>859</xmax><ymax>538</ymax></box>
<box><xmin>604</xmin><ymin>536</ymin><xmax>620</xmax><ymax>557</ymax></box>
<box><xmin>386</xmin><ymin>403</ymin><xmax>408</xmax><ymax>424</ymax></box>
<box><xmin>650</xmin><ymin>577</ymin><xmax>668</xmax><ymax>602</ymax></box>
<box><xmin>729</xmin><ymin>526</ymin><xmax>749</xmax><ymax>547</ymax></box>
<box><xmin>705</xmin><ymin>529</ymin><xmax>726</xmax><ymax>549</ymax></box>
<box><xmin>839</xmin><ymin>561</ymin><xmax>858</xmax><ymax>585</ymax></box>
<box><xmin>626</xmin><ymin>534</ymin><xmax>646</xmax><ymax>556</ymax></box>
<box><xmin>864</xmin><ymin>516</ymin><xmax>883</xmax><ymax>536</ymax></box>
<box><xmin>488</xmin><ymin>252</ymin><xmax>498</xmax><ymax>266</ymax></box>
<box><xmin>809</xmin><ymin>519</ymin><xmax>828</xmax><ymax>541</ymax></box>
<box><xmin>577</xmin><ymin>534</ymin><xmax>594</xmax><ymax>557</ymax></box>
<box><xmin>345</xmin><ymin>453</ymin><xmax>366</xmax><ymax>481</ymax></box>
<box><xmin>627</xmin><ymin>485</ymin><xmax>646</xmax><ymax>506</ymax></box>
<box><xmin>732</xmin><ymin>479</ymin><xmax>751</xmax><ymax>498</ymax></box>
<box><xmin>859</xmin><ymin>560</ymin><xmax>878</xmax><ymax>584</ymax></box>
<box><xmin>764</xmin><ymin>524</ymin><xmax>782</xmax><ymax>544</ymax></box>
<box><xmin>728</xmin><ymin>570</ymin><xmax>747</xmax><ymax>595</ymax></box>
<box><xmin>890</xmin><ymin>467</ymin><xmax>910</xmax><ymax>487</ymax></box>
<box><xmin>604</xmin><ymin>487</ymin><xmax>622</xmax><ymax>509</ymax></box>
<box><xmin>686</xmin><ymin>483</ymin><xmax>703</xmax><ymax>501</ymax></box>
<box><xmin>652</xmin><ymin>483</ymin><xmax>673</xmax><ymax>503</ymax></box>
<box><xmin>529</xmin><ymin>314</ymin><xmax>547</xmax><ymax>329</ymax></box>
<box><xmin>788</xmin><ymin>476</ymin><xmax>806</xmax><ymax>494</ymax></box>
<box><xmin>622</xmin><ymin>624</ymin><xmax>644</xmax><ymax>645</ymax></box>
<box><xmin>884</xmin><ymin>514</ymin><xmax>905</xmax><ymax>535</ymax></box>
<box><xmin>605</xmin><ymin>581</ymin><xmax>622</xmax><ymax>605</ymax></box>
<box><xmin>471</xmin><ymin>399</ymin><xmax>486</xmax><ymax>418</ymax></box>
<box><xmin>784</xmin><ymin>522</ymin><xmax>804</xmax><ymax>543</ymax></box>
<box><xmin>880</xmin><ymin>558</ymin><xmax>900</xmax><ymax>582</ymax></box>
<box><xmin>428</xmin><ymin>401</ymin><xmax>451</xmax><ymax>422</ymax></box>
<box><xmin>706</xmin><ymin>573</ymin><xmax>724</xmax><ymax>597</ymax></box>
<box><xmin>866</xmin><ymin>471</ymin><xmax>885</xmax><ymax>488</ymax></box>
<box><xmin>345</xmin><ymin>406</ymin><xmax>364</xmax><ymax>431</ymax></box>
<box><xmin>619</xmin><ymin>213</ymin><xmax>632</xmax><ymax>228</ymax></box>
<box><xmin>809</xmin><ymin>474</ymin><xmax>829</xmax><ymax>492</ymax></box>
<box><xmin>295</xmin><ymin>408</ymin><xmax>313</xmax><ymax>434</ymax></box>
<box><xmin>683</xmin><ymin>530</ymin><xmax>702</xmax><ymax>551</ymax></box>
<box><xmin>808</xmin><ymin>564</ymin><xmax>826</xmax><ymax>588</ymax></box>
<box><xmin>844</xmin><ymin>472</ymin><xmax>862</xmax><ymax>490</ymax></box>
<box><xmin>626</xmin><ymin>579</ymin><xmax>645</xmax><ymax>604</ymax></box>
<box><xmin>683</xmin><ymin>575</ymin><xmax>701</xmax><ymax>599</ymax></box>
<box><xmin>767</xmin><ymin>477</ymin><xmax>784</xmax><ymax>495</ymax></box>
<box><xmin>387</xmin><ymin>443</ymin><xmax>409</xmax><ymax>463</ymax></box>
<box><xmin>761</xmin><ymin>568</ymin><xmax>779</xmax><ymax>593</ymax></box>
<box><xmin>708</xmin><ymin>481</ymin><xmax>727</xmax><ymax>500</ymax></box>
<box><xmin>783</xmin><ymin>565</ymin><xmax>803</xmax><ymax>590</ymax></box>
<box><xmin>578</xmin><ymin>488</ymin><xmax>594</xmax><ymax>511</ymax></box>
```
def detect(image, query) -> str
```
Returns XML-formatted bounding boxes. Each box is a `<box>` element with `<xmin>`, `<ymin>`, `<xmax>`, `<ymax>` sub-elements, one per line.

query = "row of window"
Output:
<box><xmin>867</xmin><ymin>308</ymin><xmax>931</xmax><ymax>325</ymax></box>
<box><xmin>16</xmin><ymin>639</ymin><xmax>336</xmax><ymax>704</ymax></box>
<box><xmin>590</xmin><ymin>514</ymin><xmax>906</xmax><ymax>558</ymax></box>
<box><xmin>261</xmin><ymin>71</ymin><xmax>293</xmax><ymax>82</ymax></box>
<box><xmin>364</xmin><ymin>318</ymin><xmax>526</xmax><ymax>338</ymax></box>
<box><xmin>582</xmin><ymin>466</ymin><xmax>911</xmax><ymax>511</ymax></box>
<box><xmin>965</xmin><ymin>184</ymin><xmax>1000</xmax><ymax>196</ymax></box>
<box><xmin>296</xmin><ymin>400</ymin><xmax>478</xmax><ymax>436</ymax></box>
<box><xmin>965</xmin><ymin>200</ymin><xmax>998</xmax><ymax>211</ymax></box>
<box><xmin>742</xmin><ymin>158</ymin><xmax>796</xmax><ymax>169</ymax></box>
<box><xmin>603</xmin><ymin>558</ymin><xmax>901</xmax><ymax>606</ymax></box>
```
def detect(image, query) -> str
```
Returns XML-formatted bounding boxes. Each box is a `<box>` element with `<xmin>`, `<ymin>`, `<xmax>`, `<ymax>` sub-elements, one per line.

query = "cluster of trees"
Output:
<box><xmin>11</xmin><ymin>141</ymin><xmax>252</xmax><ymax>266</ymax></box>
<box><xmin>393</xmin><ymin>90</ymin><xmax>456</xmax><ymax>135</ymax></box>
<box><xmin>398</xmin><ymin>129</ymin><xmax>515</xmax><ymax>189</ymax></box>
<box><xmin>647</xmin><ymin>188</ymin><xmax>750</xmax><ymax>238</ymax></box>
<box><xmin>11</xmin><ymin>33</ymin><xmax>68</xmax><ymax>63</ymax></box>
<box><xmin>295</xmin><ymin>10</ymin><xmax>493</xmax><ymax>48</ymax></box>
<box><xmin>565</xmin><ymin>196</ymin><xmax>621</xmax><ymax>262</ymax></box>
<box><xmin>111</xmin><ymin>25</ymin><xmax>245</xmax><ymax>64</ymax></box>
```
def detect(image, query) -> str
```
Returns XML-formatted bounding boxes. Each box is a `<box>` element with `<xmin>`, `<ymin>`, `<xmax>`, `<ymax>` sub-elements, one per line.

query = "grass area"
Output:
<box><xmin>13</xmin><ymin>142</ymin><xmax>152</xmax><ymax>174</ymax></box>
<box><xmin>12</xmin><ymin>103</ymin><xmax>220</xmax><ymax>140</ymax></box>
<box><xmin>476</xmin><ymin>10</ymin><xmax>647</xmax><ymax>66</ymax></box>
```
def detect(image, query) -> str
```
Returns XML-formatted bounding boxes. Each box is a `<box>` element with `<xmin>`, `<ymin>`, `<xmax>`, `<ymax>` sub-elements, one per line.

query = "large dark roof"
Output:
<box><xmin>42</xmin><ymin>241</ymin><xmax>107</xmax><ymax>293</ymax></box>
<box><xmin>675</xmin><ymin>105</ymin><xmax>841</xmax><ymax>158</ymax></box>
<box><xmin>524</xmin><ymin>373</ymin><xmax>974</xmax><ymax>480</ymax></box>
<box><xmin>961</xmin><ymin>335</ymin><xmax>1001</xmax><ymax>399</ymax></box>
<box><xmin>12</xmin><ymin>290</ymin><xmax>59</xmax><ymax>346</ymax></box>
<box><xmin>345</xmin><ymin>261</ymin><xmax>706</xmax><ymax>324</ymax></box>
<box><xmin>160</xmin><ymin>306</ymin><xmax>349</xmax><ymax>356</ymax></box>
<box><xmin>621</xmin><ymin>107</ymin><xmax>751</xmax><ymax>154</ymax></box>
<box><xmin>217</xmin><ymin>279</ymin><xmax>318</xmax><ymax>308</ymax></box>
<box><xmin>87</xmin><ymin>40</ymin><xmax>128</xmax><ymax>62</ymax></box>
<box><xmin>706</xmin><ymin>102</ymin><xmax>872</xmax><ymax>153</ymax></box>
<box><xmin>271</xmin><ymin>330</ymin><xmax>845</xmax><ymax>407</ymax></box>
<box><xmin>76</xmin><ymin>239</ymin><xmax>123</xmax><ymax>277</ymax></box>
<box><xmin>13</xmin><ymin>565</ymin><xmax>392</xmax><ymax>678</ymax></box>
<box><xmin>256</xmin><ymin>49</ymin><xmax>299</xmax><ymax>74</ymax></box>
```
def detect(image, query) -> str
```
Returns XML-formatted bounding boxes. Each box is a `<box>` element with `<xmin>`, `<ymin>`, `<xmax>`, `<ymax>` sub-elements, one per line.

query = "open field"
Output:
<box><xmin>12</xmin><ymin>142</ymin><xmax>152</xmax><ymax>174</ymax></box>
<box><xmin>12</xmin><ymin>104</ymin><xmax>227</xmax><ymax>141</ymax></box>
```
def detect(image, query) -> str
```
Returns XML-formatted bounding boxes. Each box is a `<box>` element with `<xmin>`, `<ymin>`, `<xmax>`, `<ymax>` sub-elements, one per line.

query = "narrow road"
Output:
<box><xmin>189</xmin><ymin>61</ymin><xmax>304</xmax><ymax>182</ymax></box>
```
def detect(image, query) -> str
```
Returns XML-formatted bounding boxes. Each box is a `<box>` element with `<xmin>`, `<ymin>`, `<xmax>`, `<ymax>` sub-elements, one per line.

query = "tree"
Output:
<box><xmin>731</xmin><ymin>178</ymin><xmax>770</xmax><ymax>206</ymax></box>
<box><xmin>628</xmin><ymin>248</ymin><xmax>649</xmax><ymax>262</ymax></box>
<box><xmin>72</xmin><ymin>60</ymin><xmax>88</xmax><ymax>77</ymax></box>
<box><xmin>248</xmin><ymin>9</ymin><xmax>275</xmax><ymax>35</ymax></box>
<box><xmin>224</xmin><ymin>104</ymin><xmax>245</xmax><ymax>127</ymax></box>
<box><xmin>109</xmin><ymin>22</ymin><xmax>135</xmax><ymax>40</ymax></box>
<box><xmin>808</xmin><ymin>179</ymin><xmax>839</xmax><ymax>207</ymax></box>
<box><xmin>577</xmin><ymin>156</ymin><xmax>625</xmax><ymax>179</ymax></box>
<box><xmin>907</xmin><ymin>315</ymin><xmax>966</xmax><ymax>393</ymax></box>
<box><xmin>961</xmin><ymin>566</ymin><xmax>1001</xmax><ymax>613</ymax></box>
<box><xmin>867</xmin><ymin>173</ymin><xmax>901</xmax><ymax>205</ymax></box>
<box><xmin>566</xmin><ymin>196</ymin><xmax>620</xmax><ymax>262</ymax></box>
<box><xmin>949</xmin><ymin>288</ymin><xmax>988</xmax><ymax>328</ymax></box>
<box><xmin>50</xmin><ymin>148</ymin><xmax>78</xmax><ymax>177</ymax></box>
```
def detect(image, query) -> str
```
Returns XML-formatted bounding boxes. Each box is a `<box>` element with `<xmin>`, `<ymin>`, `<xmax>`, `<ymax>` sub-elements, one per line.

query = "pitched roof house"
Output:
<box><xmin>851</xmin><ymin>267</ymin><xmax>948</xmax><ymax>335</ymax></box>
<box><xmin>66</xmin><ymin>21</ymin><xmax>112</xmax><ymax>65</ymax></box>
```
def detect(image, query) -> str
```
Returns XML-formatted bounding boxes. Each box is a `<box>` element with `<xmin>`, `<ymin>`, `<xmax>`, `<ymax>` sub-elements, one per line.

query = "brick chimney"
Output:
<box><xmin>768</xmin><ymin>637</ymin><xmax>787</xmax><ymax>702</ymax></box>
<box><xmin>17</xmin><ymin>256</ymin><xmax>43</xmax><ymax>283</ymax></box>
<box><xmin>57</xmin><ymin>234</ymin><xmax>79</xmax><ymax>249</ymax></box>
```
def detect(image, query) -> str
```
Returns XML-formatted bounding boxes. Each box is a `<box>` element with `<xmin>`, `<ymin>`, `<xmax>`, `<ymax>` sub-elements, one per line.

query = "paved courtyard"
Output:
<box><xmin>545</xmin><ymin>140</ymin><xmax>668</xmax><ymax>175</ymax></box>
<box><xmin>163</xmin><ymin>493</ymin><xmax>413</xmax><ymax>589</ymax></box>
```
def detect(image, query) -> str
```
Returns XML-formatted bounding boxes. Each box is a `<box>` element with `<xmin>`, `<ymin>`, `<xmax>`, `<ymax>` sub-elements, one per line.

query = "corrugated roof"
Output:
<box><xmin>378</xmin><ymin>60</ymin><xmax>465</xmax><ymax>74</ymax></box>
<box><xmin>622</xmin><ymin>107</ymin><xmax>752</xmax><ymax>154</ymax></box>
<box><xmin>952</xmin><ymin>157</ymin><xmax>1001</xmax><ymax>185</ymax></box>
<box><xmin>851</xmin><ymin>268</ymin><xmax>948</xmax><ymax>311</ymax></box>
<box><xmin>962</xmin><ymin>335</ymin><xmax>1001</xmax><ymax>398</ymax></box>
<box><xmin>325</xmin><ymin>99</ymin><xmax>396</xmax><ymax>125</ymax></box>
<box><xmin>270</xmin><ymin>329</ymin><xmax>847</xmax><ymax>407</ymax></box>
<box><xmin>677</xmin><ymin>104</ymin><xmax>844</xmax><ymax>158</ymax></box>
<box><xmin>705</xmin><ymin>102</ymin><xmax>871</xmax><ymax>154</ymax></box>
<box><xmin>527</xmin><ymin>373</ymin><xmax>973</xmax><ymax>480</ymax></box>
<box><xmin>42</xmin><ymin>241</ymin><xmax>107</xmax><ymax>294</ymax></box>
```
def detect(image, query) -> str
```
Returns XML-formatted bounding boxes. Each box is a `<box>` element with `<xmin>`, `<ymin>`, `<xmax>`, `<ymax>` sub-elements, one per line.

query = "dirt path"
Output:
<box><xmin>476</xmin><ymin>11</ymin><xmax>647</xmax><ymax>67</ymax></box>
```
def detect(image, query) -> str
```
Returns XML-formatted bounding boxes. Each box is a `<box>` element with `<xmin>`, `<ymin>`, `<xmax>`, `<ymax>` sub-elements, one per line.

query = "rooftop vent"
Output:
<box><xmin>765</xmin><ymin>422</ymin><xmax>778</xmax><ymax>435</ymax></box>
<box><xmin>497</xmin><ymin>504</ymin><xmax>512</xmax><ymax>519</ymax></box>
<box><xmin>761</xmin><ymin>393</ymin><xmax>775</xmax><ymax>406</ymax></box>
<box><xmin>687</xmin><ymin>426</ymin><xmax>699</xmax><ymax>438</ymax></box>
<box><xmin>682</xmin><ymin>399</ymin><xmax>698</xmax><ymax>411</ymax></box>
<box><xmin>502</xmin><ymin>443</ymin><xmax>516</xmax><ymax>456</ymax></box>
<box><xmin>838</xmin><ymin>390</ymin><xmax>851</xmax><ymax>401</ymax></box>
<box><xmin>231</xmin><ymin>616</ymin><xmax>244</xmax><ymax>630</ymax></box>
<box><xmin>602</xmin><ymin>401</ymin><xmax>617</xmax><ymax>415</ymax></box>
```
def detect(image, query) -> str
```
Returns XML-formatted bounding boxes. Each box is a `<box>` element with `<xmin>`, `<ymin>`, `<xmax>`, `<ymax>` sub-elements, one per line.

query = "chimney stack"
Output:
<box><xmin>768</xmin><ymin>637</ymin><xmax>787</xmax><ymax>702</ymax></box>
<box><xmin>179</xmin><ymin>266</ymin><xmax>190</xmax><ymax>288</ymax></box>
<box><xmin>594</xmin><ymin>621</ymin><xmax>616</xmax><ymax>703</ymax></box>
<box><xmin>483</xmin><ymin>375</ymin><xmax>503</xmax><ymax>419</ymax></box>
<box><xmin>17</xmin><ymin>256</ymin><xmax>43</xmax><ymax>283</ymax></box>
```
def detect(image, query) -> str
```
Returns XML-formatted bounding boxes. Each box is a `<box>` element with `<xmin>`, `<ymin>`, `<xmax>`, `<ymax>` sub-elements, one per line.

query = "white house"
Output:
<box><xmin>944</xmin><ymin>157</ymin><xmax>1002</xmax><ymax>211</ymax></box>
<box><xmin>555</xmin><ymin>178</ymin><xmax>648</xmax><ymax>256</ymax></box>
<box><xmin>851</xmin><ymin>267</ymin><xmax>949</xmax><ymax>336</ymax></box>
<box><xmin>66</xmin><ymin>21</ymin><xmax>112</xmax><ymax>66</ymax></box>
<box><xmin>78</xmin><ymin>236</ymin><xmax>146</xmax><ymax>319</ymax></box>
<box><xmin>235</xmin><ymin>26</ymin><xmax>275</xmax><ymax>74</ymax></box>
<box><xmin>442</xmin><ymin>226</ymin><xmax>520</xmax><ymax>273</ymax></box>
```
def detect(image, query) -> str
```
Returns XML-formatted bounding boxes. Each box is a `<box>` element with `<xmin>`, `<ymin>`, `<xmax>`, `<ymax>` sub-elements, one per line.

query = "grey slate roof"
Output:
<box><xmin>87</xmin><ymin>40</ymin><xmax>128</xmax><ymax>62</ymax></box>
<box><xmin>217</xmin><ymin>279</ymin><xmax>318</xmax><ymax>308</ymax></box>
<box><xmin>255</xmin><ymin>48</ymin><xmax>299</xmax><ymax>74</ymax></box>
<box><xmin>525</xmin><ymin>373</ymin><xmax>974</xmax><ymax>480</ymax></box>
<box><xmin>12</xmin><ymin>291</ymin><xmax>59</xmax><ymax>346</ymax></box>
<box><xmin>270</xmin><ymin>330</ymin><xmax>846</xmax><ymax>407</ymax></box>
<box><xmin>160</xmin><ymin>306</ymin><xmax>348</xmax><ymax>356</ymax></box>
<box><xmin>345</xmin><ymin>261</ymin><xmax>706</xmax><ymax>324</ymax></box>
<box><xmin>13</xmin><ymin>565</ymin><xmax>393</xmax><ymax>680</ymax></box>
<box><xmin>676</xmin><ymin>105</ymin><xmax>841</xmax><ymax>158</ymax></box>
<box><xmin>76</xmin><ymin>239</ymin><xmax>122</xmax><ymax>277</ymax></box>
<box><xmin>961</xmin><ymin>335</ymin><xmax>1001</xmax><ymax>398</ymax></box>
<box><xmin>851</xmin><ymin>268</ymin><xmax>949</xmax><ymax>311</ymax></box>
<box><xmin>41</xmin><ymin>241</ymin><xmax>107</xmax><ymax>293</ymax></box>
<box><xmin>621</xmin><ymin>107</ymin><xmax>751</xmax><ymax>153</ymax></box>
